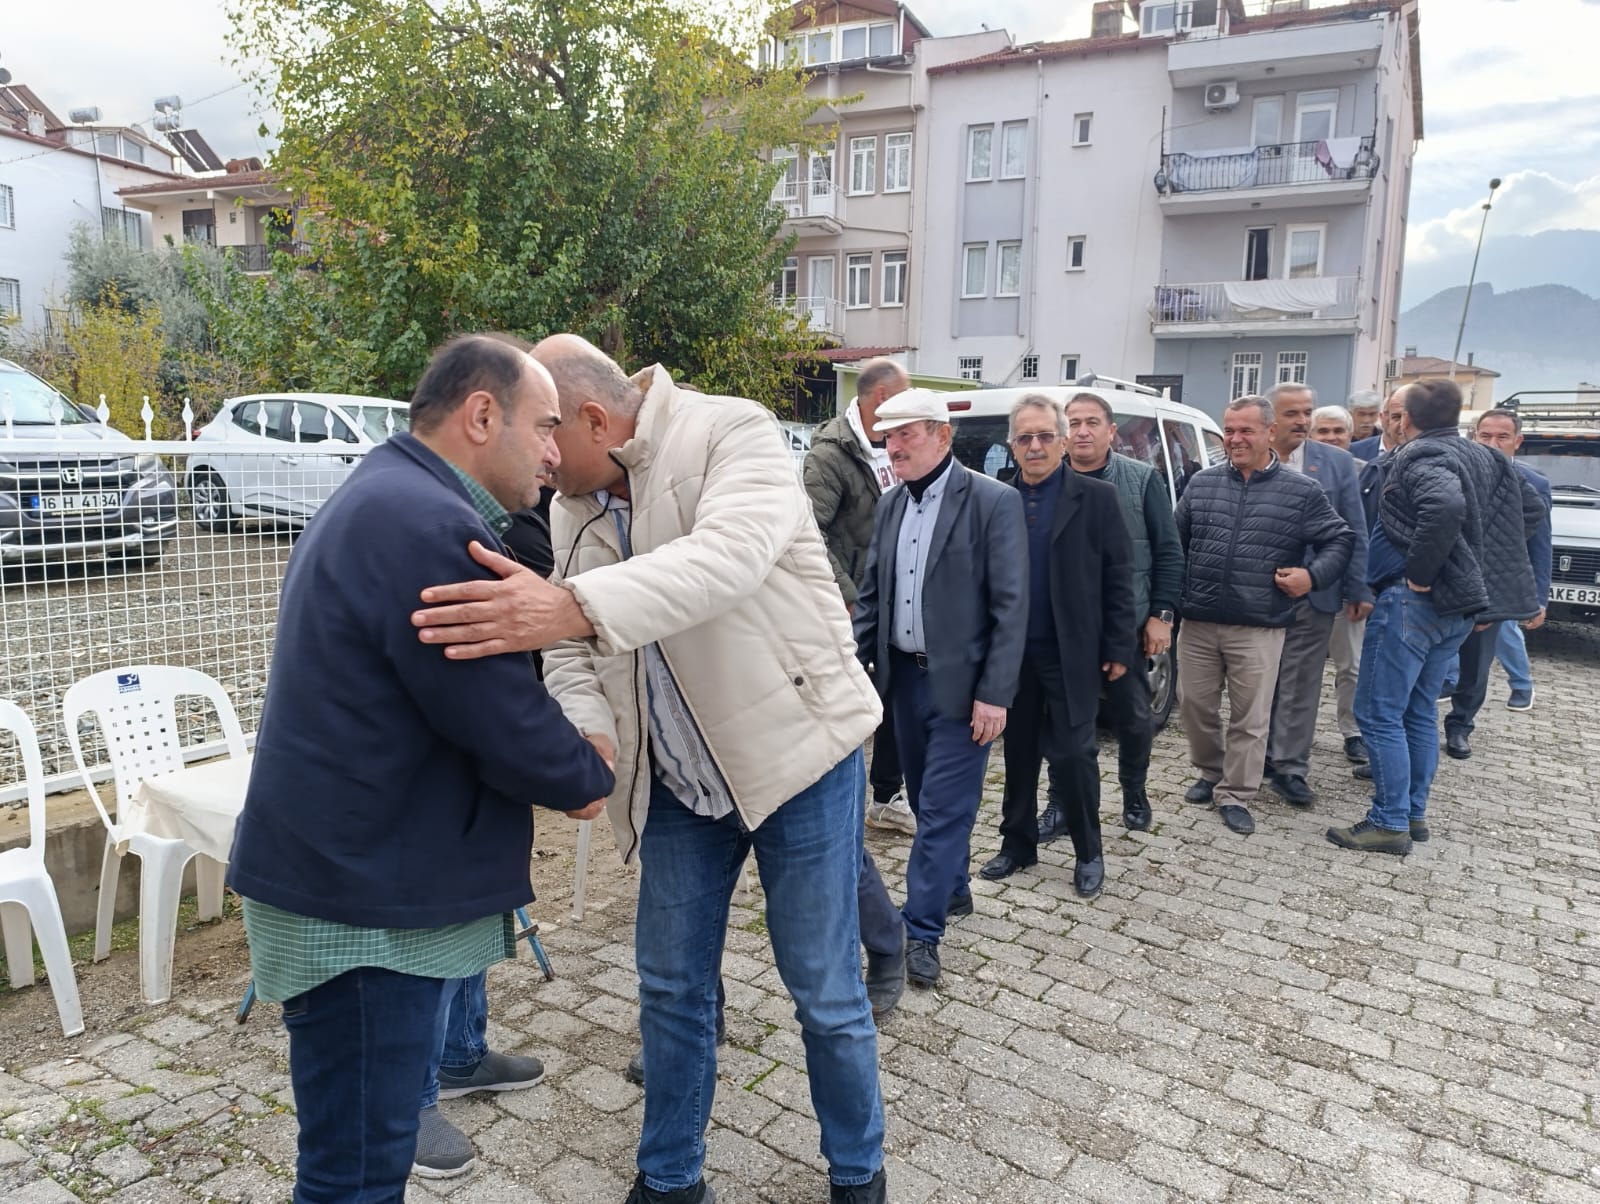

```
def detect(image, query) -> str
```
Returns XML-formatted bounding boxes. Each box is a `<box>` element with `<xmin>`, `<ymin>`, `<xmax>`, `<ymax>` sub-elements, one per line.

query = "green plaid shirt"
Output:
<box><xmin>239</xmin><ymin>462</ymin><xmax>516</xmax><ymax>1003</ymax></box>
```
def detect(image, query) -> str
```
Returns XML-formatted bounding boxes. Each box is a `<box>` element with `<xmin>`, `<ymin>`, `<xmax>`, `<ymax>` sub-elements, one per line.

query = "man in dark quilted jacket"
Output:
<box><xmin>1174</xmin><ymin>395</ymin><xmax>1353</xmax><ymax>837</ymax></box>
<box><xmin>1326</xmin><ymin>378</ymin><xmax>1542</xmax><ymax>856</ymax></box>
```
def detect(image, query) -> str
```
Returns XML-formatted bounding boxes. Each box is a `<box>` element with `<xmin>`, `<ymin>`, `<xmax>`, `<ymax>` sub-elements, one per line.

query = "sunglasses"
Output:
<box><xmin>1010</xmin><ymin>432</ymin><xmax>1060</xmax><ymax>447</ymax></box>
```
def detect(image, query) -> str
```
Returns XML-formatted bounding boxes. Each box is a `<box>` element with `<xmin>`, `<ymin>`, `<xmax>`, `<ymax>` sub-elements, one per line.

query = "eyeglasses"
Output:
<box><xmin>1011</xmin><ymin>432</ymin><xmax>1059</xmax><ymax>447</ymax></box>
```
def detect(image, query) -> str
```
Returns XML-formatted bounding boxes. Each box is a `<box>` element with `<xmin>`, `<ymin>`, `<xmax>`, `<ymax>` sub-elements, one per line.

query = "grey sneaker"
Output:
<box><xmin>436</xmin><ymin>1049</ymin><xmax>545</xmax><ymax>1100</ymax></box>
<box><xmin>412</xmin><ymin>1105</ymin><xmax>475</xmax><ymax>1179</ymax></box>
<box><xmin>866</xmin><ymin>792</ymin><xmax>917</xmax><ymax>834</ymax></box>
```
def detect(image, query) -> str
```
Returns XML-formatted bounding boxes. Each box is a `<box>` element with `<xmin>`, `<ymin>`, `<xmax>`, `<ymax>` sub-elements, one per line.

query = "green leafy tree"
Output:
<box><xmin>63</xmin><ymin>285</ymin><xmax>167</xmax><ymax>435</ymax></box>
<box><xmin>223</xmin><ymin>0</ymin><xmax>831</xmax><ymax>406</ymax></box>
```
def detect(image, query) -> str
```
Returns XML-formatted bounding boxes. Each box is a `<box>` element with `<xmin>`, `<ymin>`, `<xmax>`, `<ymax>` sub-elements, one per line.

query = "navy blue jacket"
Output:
<box><xmin>227</xmin><ymin>434</ymin><xmax>614</xmax><ymax>929</ymax></box>
<box><xmin>1350</xmin><ymin>434</ymin><xmax>1384</xmax><ymax>462</ymax></box>
<box><xmin>1298</xmin><ymin>440</ymin><xmax>1372</xmax><ymax>613</ymax></box>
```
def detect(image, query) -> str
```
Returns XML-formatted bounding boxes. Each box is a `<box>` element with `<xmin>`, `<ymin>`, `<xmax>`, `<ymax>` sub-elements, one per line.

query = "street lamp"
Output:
<box><xmin>1449</xmin><ymin>177</ymin><xmax>1502</xmax><ymax>384</ymax></box>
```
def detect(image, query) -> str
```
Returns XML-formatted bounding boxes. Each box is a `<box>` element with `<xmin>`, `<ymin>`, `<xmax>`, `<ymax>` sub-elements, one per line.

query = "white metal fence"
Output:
<box><xmin>1</xmin><ymin>400</ymin><xmax>380</xmax><ymax>800</ymax></box>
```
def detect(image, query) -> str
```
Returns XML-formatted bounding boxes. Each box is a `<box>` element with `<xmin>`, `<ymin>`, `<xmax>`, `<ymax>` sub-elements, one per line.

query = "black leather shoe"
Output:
<box><xmin>624</xmin><ymin>1173</ymin><xmax>715</xmax><ymax>1203</ymax></box>
<box><xmin>1353</xmin><ymin>763</ymin><xmax>1373</xmax><ymax>780</ymax></box>
<box><xmin>626</xmin><ymin>1013</ymin><xmax>726</xmax><ymax>1086</ymax></box>
<box><xmin>1122</xmin><ymin>787</ymin><xmax>1152</xmax><ymax>831</ymax></box>
<box><xmin>1270</xmin><ymin>774</ymin><xmax>1316</xmax><ymax>809</ymax></box>
<box><xmin>1074</xmin><ymin>857</ymin><xmax>1104</xmax><ymax>898</ymax></box>
<box><xmin>1410</xmin><ymin>818</ymin><xmax>1430</xmax><ymax>843</ymax></box>
<box><xmin>1037</xmin><ymin>803</ymin><xmax>1068</xmax><ymax>843</ymax></box>
<box><xmin>1343</xmin><ymin>736</ymin><xmax>1369</xmax><ymax>764</ymax></box>
<box><xmin>979</xmin><ymin>851</ymin><xmax>1036</xmax><ymax>881</ymax></box>
<box><xmin>947</xmin><ymin>890</ymin><xmax>973</xmax><ymax>919</ymax></box>
<box><xmin>905</xmin><ymin>939</ymin><xmax>940</xmax><ymax>988</ymax></box>
<box><xmin>1445</xmin><ymin>729</ymin><xmax>1471</xmax><ymax>759</ymax></box>
<box><xmin>1184</xmin><ymin>778</ymin><xmax>1216</xmax><ymax>804</ymax></box>
<box><xmin>831</xmin><ymin>1169</ymin><xmax>887</xmax><ymax>1204</ymax></box>
<box><xmin>864</xmin><ymin>932</ymin><xmax>906</xmax><ymax>1018</ymax></box>
<box><xmin>1217</xmin><ymin>804</ymin><xmax>1255</xmax><ymax>835</ymax></box>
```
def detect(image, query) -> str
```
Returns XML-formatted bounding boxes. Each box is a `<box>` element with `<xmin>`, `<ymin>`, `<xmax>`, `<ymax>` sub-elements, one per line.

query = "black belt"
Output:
<box><xmin>1372</xmin><ymin>577</ymin><xmax>1402</xmax><ymax>595</ymax></box>
<box><xmin>890</xmin><ymin>647</ymin><xmax>929</xmax><ymax>670</ymax></box>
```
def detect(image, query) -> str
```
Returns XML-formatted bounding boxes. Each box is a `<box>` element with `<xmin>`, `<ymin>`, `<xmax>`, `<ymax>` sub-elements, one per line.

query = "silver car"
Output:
<box><xmin>186</xmin><ymin>393</ymin><xmax>409</xmax><ymax>530</ymax></box>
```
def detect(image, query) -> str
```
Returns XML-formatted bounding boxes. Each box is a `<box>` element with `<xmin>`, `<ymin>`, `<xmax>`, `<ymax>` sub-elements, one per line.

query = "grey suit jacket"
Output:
<box><xmin>853</xmin><ymin>461</ymin><xmax>1029</xmax><ymax>721</ymax></box>
<box><xmin>1301</xmin><ymin>439</ymin><xmax>1372</xmax><ymax>613</ymax></box>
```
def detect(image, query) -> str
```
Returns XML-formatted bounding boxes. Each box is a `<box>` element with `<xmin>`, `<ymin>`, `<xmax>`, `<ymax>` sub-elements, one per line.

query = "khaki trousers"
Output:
<box><xmin>1178</xmin><ymin>620</ymin><xmax>1286</xmax><ymax>806</ymax></box>
<box><xmin>1328</xmin><ymin>613</ymin><xmax>1366</xmax><ymax>741</ymax></box>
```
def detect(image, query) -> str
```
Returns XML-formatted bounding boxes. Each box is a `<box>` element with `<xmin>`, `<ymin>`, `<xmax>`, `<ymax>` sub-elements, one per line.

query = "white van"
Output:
<box><xmin>938</xmin><ymin>375</ymin><xmax>1224</xmax><ymax>727</ymax></box>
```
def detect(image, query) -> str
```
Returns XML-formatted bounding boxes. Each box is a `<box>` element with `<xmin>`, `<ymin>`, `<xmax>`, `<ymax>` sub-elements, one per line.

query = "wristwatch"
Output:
<box><xmin>1154</xmin><ymin>610</ymin><xmax>1175</xmax><ymax>625</ymax></box>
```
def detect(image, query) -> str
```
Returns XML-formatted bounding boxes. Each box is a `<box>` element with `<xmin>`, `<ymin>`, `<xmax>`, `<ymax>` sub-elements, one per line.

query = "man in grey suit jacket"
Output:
<box><xmin>854</xmin><ymin>390</ymin><xmax>1028</xmax><ymax>990</ymax></box>
<box><xmin>1265</xmin><ymin>384</ymin><xmax>1372</xmax><ymax>805</ymax></box>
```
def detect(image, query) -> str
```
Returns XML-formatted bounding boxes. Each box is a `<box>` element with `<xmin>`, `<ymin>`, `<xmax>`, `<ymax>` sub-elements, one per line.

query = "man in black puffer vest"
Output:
<box><xmin>1326</xmin><ymin>378</ymin><xmax>1543</xmax><ymax>856</ymax></box>
<box><xmin>1174</xmin><ymin>395</ymin><xmax>1353</xmax><ymax>837</ymax></box>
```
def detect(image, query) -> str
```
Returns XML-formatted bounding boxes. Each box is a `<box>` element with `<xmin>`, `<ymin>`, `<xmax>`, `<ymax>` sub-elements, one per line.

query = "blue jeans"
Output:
<box><xmin>1354</xmin><ymin>587</ymin><xmax>1473</xmax><ymax>832</ymax></box>
<box><xmin>1495</xmin><ymin>621</ymin><xmax>1533</xmax><ymax>692</ymax></box>
<box><xmin>281</xmin><ymin>966</ymin><xmax>451</xmax><ymax>1203</ymax></box>
<box><xmin>635</xmin><ymin>751</ymin><xmax>883</xmax><ymax>1191</ymax></box>
<box><xmin>891</xmin><ymin>656</ymin><xmax>993</xmax><ymax>944</ymax></box>
<box><xmin>418</xmin><ymin>972</ymin><xmax>489</xmax><ymax>1111</ymax></box>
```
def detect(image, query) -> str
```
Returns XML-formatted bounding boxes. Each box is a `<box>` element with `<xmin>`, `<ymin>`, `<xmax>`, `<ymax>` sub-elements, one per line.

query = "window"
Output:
<box><xmin>958</xmin><ymin>356</ymin><xmax>984</xmax><ymax>382</ymax></box>
<box><xmin>0</xmin><ymin>277</ymin><xmax>19</xmax><ymax>319</ymax></box>
<box><xmin>778</xmin><ymin>34</ymin><xmax>805</xmax><ymax>65</ymax></box>
<box><xmin>997</xmin><ymin>242</ymin><xmax>1023</xmax><ymax>296</ymax></box>
<box><xmin>869</xmin><ymin>22</ymin><xmax>897</xmax><ymax>55</ymax></box>
<box><xmin>1000</xmin><ymin>121</ymin><xmax>1028</xmax><ymax>178</ymax></box>
<box><xmin>1021</xmin><ymin>354</ymin><xmax>1039</xmax><ymax>382</ymax></box>
<box><xmin>102</xmin><ymin>207</ymin><xmax>143</xmax><ymax>247</ymax></box>
<box><xmin>809</xmin><ymin>144</ymin><xmax>835</xmax><ymax>198</ymax></box>
<box><xmin>1294</xmin><ymin>89</ymin><xmax>1338</xmax><ymax>143</ymax></box>
<box><xmin>0</xmin><ymin>184</ymin><xmax>13</xmax><ymax>229</ymax></box>
<box><xmin>1243</xmin><ymin>227</ymin><xmax>1271</xmax><ymax>281</ymax></box>
<box><xmin>122</xmin><ymin>139</ymin><xmax>144</xmax><ymax>165</ymax></box>
<box><xmin>95</xmin><ymin>132</ymin><xmax>118</xmax><ymax>157</ymax></box>
<box><xmin>967</xmin><ymin>126</ymin><xmax>993</xmax><ymax>182</ymax></box>
<box><xmin>846</xmin><ymin>253</ymin><xmax>872</xmax><ymax>309</ymax></box>
<box><xmin>774</xmin><ymin>255</ymin><xmax>798</xmax><ymax>300</ymax></box>
<box><xmin>848</xmin><ymin>137</ymin><xmax>876</xmax><ymax>195</ymax></box>
<box><xmin>1276</xmin><ymin>351</ymin><xmax>1309</xmax><ymax>385</ymax></box>
<box><xmin>772</xmin><ymin>147</ymin><xmax>800</xmax><ymax>204</ymax></box>
<box><xmin>884</xmin><ymin>132</ymin><xmax>912</xmax><ymax>192</ymax></box>
<box><xmin>1066</xmin><ymin>236</ymin><xmax>1086</xmax><ymax>271</ymax></box>
<box><xmin>1073</xmin><ymin>113</ymin><xmax>1093</xmax><ymax>146</ymax></box>
<box><xmin>1231</xmin><ymin>352</ymin><xmax>1263</xmax><ymax>398</ymax></box>
<box><xmin>807</xmin><ymin>256</ymin><xmax>834</xmax><ymax>302</ymax></box>
<box><xmin>839</xmin><ymin>22</ymin><xmax>895</xmax><ymax>59</ymax></box>
<box><xmin>806</xmin><ymin>30</ymin><xmax>833</xmax><ymax>65</ymax></box>
<box><xmin>1162</xmin><ymin>418</ymin><xmax>1204</xmax><ymax>498</ymax></box>
<box><xmin>1060</xmin><ymin>354</ymin><xmax>1080</xmax><ymax>383</ymax></box>
<box><xmin>1284</xmin><ymin>224</ymin><xmax>1325</xmax><ymax>279</ymax></box>
<box><xmin>183</xmin><ymin>207</ymin><xmax>216</xmax><ymax>245</ymax></box>
<box><xmin>841</xmin><ymin>25</ymin><xmax>869</xmax><ymax>59</ymax></box>
<box><xmin>881</xmin><ymin>250</ymin><xmax>907</xmax><ymax>307</ymax></box>
<box><xmin>1251</xmin><ymin>97</ymin><xmax>1282</xmax><ymax>147</ymax></box>
<box><xmin>962</xmin><ymin>243</ymin><xmax>988</xmax><ymax>297</ymax></box>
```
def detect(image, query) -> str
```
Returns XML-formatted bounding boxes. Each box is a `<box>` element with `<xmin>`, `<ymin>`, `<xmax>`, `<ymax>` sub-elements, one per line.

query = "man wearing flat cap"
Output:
<box><xmin>853</xmin><ymin>390</ymin><xmax>1028</xmax><ymax>989</ymax></box>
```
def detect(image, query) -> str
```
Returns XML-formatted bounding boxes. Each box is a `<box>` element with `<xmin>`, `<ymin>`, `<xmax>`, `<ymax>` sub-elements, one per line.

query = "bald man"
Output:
<box><xmin>411</xmin><ymin>336</ymin><xmax>890</xmax><ymax>1204</ymax></box>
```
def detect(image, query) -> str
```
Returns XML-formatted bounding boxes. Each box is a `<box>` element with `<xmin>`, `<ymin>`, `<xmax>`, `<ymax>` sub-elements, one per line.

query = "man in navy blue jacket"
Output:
<box><xmin>227</xmin><ymin>334</ymin><xmax>614</xmax><ymax>1203</ymax></box>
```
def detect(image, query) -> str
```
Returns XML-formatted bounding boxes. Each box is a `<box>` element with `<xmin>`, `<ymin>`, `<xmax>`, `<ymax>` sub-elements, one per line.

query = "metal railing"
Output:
<box><xmin>221</xmin><ymin>242</ymin><xmax>315</xmax><ymax>273</ymax></box>
<box><xmin>771</xmin><ymin>179</ymin><xmax>846</xmax><ymax>226</ymax></box>
<box><xmin>772</xmin><ymin>293</ymin><xmax>845</xmax><ymax>336</ymax></box>
<box><xmin>1150</xmin><ymin>275</ymin><xmax>1359</xmax><ymax>324</ymax></box>
<box><xmin>1159</xmin><ymin>136</ymin><xmax>1377</xmax><ymax>194</ymax></box>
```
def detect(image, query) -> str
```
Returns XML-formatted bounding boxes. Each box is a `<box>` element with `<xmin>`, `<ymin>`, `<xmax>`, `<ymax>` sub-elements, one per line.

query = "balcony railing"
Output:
<box><xmin>1151</xmin><ymin>276</ymin><xmax>1358</xmax><ymax>325</ymax></box>
<box><xmin>1158</xmin><ymin>136</ymin><xmax>1377</xmax><ymax>195</ymax></box>
<box><xmin>773</xmin><ymin>293</ymin><xmax>845</xmax><ymax>337</ymax></box>
<box><xmin>772</xmin><ymin>180</ymin><xmax>846</xmax><ymax>227</ymax></box>
<box><xmin>222</xmin><ymin>242</ymin><xmax>315</xmax><ymax>273</ymax></box>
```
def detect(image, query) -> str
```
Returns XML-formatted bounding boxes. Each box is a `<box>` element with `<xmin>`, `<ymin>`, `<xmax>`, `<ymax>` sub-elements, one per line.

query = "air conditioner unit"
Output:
<box><xmin>1204</xmin><ymin>81</ymin><xmax>1240</xmax><ymax>111</ymax></box>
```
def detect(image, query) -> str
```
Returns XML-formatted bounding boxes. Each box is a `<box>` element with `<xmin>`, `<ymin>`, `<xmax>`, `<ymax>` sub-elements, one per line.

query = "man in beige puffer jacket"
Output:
<box><xmin>411</xmin><ymin>335</ymin><xmax>889</xmax><ymax>1204</ymax></box>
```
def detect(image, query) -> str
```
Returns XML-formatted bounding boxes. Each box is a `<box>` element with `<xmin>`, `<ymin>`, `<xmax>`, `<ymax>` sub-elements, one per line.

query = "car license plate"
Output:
<box><xmin>1550</xmin><ymin>584</ymin><xmax>1600</xmax><ymax>606</ymax></box>
<box><xmin>28</xmin><ymin>491</ymin><xmax>122</xmax><ymax>514</ymax></box>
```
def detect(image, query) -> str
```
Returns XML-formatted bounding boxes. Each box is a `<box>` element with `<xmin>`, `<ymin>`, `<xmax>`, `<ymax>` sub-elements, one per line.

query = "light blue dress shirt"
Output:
<box><xmin>891</xmin><ymin>459</ymin><xmax>956</xmax><ymax>655</ymax></box>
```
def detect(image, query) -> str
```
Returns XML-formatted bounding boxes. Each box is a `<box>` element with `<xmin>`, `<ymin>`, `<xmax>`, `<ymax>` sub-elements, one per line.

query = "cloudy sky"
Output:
<box><xmin>5</xmin><ymin>0</ymin><xmax>1598</xmax><ymax>290</ymax></box>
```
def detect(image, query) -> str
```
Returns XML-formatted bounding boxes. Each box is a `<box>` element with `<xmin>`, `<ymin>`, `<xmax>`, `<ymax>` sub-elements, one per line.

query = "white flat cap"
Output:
<box><xmin>872</xmin><ymin>388</ymin><xmax>950</xmax><ymax>432</ymax></box>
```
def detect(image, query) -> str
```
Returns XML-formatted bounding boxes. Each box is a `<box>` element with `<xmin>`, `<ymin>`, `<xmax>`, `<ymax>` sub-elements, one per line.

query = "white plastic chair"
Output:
<box><xmin>0</xmin><ymin>700</ymin><xmax>85</xmax><ymax>1037</ymax></box>
<box><xmin>63</xmin><ymin>666</ymin><xmax>247</xmax><ymax>1005</ymax></box>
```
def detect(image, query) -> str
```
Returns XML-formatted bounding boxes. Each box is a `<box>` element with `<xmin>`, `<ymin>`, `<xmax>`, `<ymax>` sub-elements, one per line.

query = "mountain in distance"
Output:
<box><xmin>1401</xmin><ymin>229</ymin><xmax>1600</xmax><ymax>308</ymax></box>
<box><xmin>1396</xmin><ymin>282</ymin><xmax>1600</xmax><ymax>397</ymax></box>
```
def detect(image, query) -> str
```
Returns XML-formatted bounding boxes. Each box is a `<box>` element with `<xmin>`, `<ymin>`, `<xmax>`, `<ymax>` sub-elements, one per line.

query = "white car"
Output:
<box><xmin>779</xmin><ymin>420</ymin><xmax>814</xmax><ymax>470</ymax></box>
<box><xmin>186</xmin><ymin>392</ymin><xmax>409</xmax><ymax>530</ymax></box>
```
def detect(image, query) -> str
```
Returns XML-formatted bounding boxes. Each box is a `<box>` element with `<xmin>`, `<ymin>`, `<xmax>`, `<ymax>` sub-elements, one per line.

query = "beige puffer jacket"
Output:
<box><xmin>543</xmin><ymin>366</ymin><xmax>882</xmax><ymax>864</ymax></box>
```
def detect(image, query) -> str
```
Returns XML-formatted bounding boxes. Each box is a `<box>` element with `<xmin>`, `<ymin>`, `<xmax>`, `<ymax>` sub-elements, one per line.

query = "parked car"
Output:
<box><xmin>186</xmin><ymin>393</ymin><xmax>409</xmax><ymax>530</ymax></box>
<box><xmin>0</xmin><ymin>359</ymin><xmax>178</xmax><ymax>568</ymax></box>
<box><xmin>939</xmin><ymin>374</ymin><xmax>1225</xmax><ymax>727</ymax></box>
<box><xmin>1502</xmin><ymin>395</ymin><xmax>1600</xmax><ymax>624</ymax></box>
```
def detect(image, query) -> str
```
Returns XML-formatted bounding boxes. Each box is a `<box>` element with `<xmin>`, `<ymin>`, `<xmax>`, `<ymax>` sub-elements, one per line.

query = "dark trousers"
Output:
<box><xmin>890</xmin><ymin>651</ymin><xmax>993</xmax><ymax>946</ymax></box>
<box><xmin>1001</xmin><ymin>655</ymin><xmax>1102</xmax><ymax>865</ymax></box>
<box><xmin>282</xmin><ymin>966</ymin><xmax>451</xmax><ymax>1203</ymax></box>
<box><xmin>1445</xmin><ymin>623</ymin><xmax>1496</xmax><ymax>737</ymax></box>
<box><xmin>857</xmin><ymin>848</ymin><xmax>904</xmax><ymax>957</ymax></box>
<box><xmin>1099</xmin><ymin>659</ymin><xmax>1154</xmax><ymax>793</ymax></box>
<box><xmin>868</xmin><ymin>709</ymin><xmax>903</xmax><ymax>803</ymax></box>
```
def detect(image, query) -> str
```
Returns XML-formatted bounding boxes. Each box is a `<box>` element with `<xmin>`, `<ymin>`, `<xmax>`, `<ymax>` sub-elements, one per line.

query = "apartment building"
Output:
<box><xmin>911</xmin><ymin>0</ymin><xmax>1422</xmax><ymax>417</ymax></box>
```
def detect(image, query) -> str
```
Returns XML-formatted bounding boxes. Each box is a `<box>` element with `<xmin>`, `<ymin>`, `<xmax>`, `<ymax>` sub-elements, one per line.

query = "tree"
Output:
<box><xmin>223</xmin><ymin>0</ymin><xmax>832</xmax><ymax>406</ymax></box>
<box><xmin>63</xmin><ymin>285</ymin><xmax>166</xmax><ymax>435</ymax></box>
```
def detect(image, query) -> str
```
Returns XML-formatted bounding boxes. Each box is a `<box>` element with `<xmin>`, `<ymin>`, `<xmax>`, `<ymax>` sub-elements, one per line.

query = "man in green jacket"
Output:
<box><xmin>804</xmin><ymin>358</ymin><xmax>915</xmax><ymax>835</ymax></box>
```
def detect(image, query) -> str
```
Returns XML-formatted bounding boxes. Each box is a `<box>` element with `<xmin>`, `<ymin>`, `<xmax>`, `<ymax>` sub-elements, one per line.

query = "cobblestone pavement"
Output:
<box><xmin>4</xmin><ymin>624</ymin><xmax>1599</xmax><ymax>1203</ymax></box>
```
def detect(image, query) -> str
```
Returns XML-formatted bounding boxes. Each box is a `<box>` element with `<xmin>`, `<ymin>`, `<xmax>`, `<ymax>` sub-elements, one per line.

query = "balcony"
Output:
<box><xmin>1150</xmin><ymin>276</ymin><xmax>1359</xmax><ymax>337</ymax></box>
<box><xmin>1156</xmin><ymin>137</ymin><xmax>1376</xmax><ymax>214</ymax></box>
<box><xmin>1167</xmin><ymin>13</ymin><xmax>1384</xmax><ymax>87</ymax></box>
<box><xmin>773</xmin><ymin>294</ymin><xmax>846</xmax><ymax>339</ymax></box>
<box><xmin>773</xmin><ymin>180</ymin><xmax>846</xmax><ymax>236</ymax></box>
<box><xmin>221</xmin><ymin>242</ymin><xmax>316</xmax><ymax>274</ymax></box>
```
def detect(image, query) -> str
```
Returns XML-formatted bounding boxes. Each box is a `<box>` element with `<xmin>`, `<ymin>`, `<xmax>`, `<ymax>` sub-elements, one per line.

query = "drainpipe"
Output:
<box><xmin>1025</xmin><ymin>57</ymin><xmax>1043</xmax><ymax>372</ymax></box>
